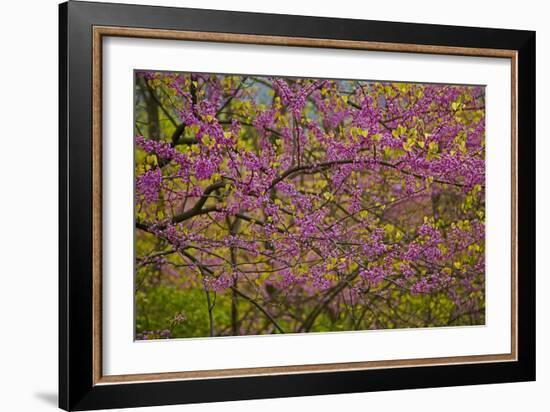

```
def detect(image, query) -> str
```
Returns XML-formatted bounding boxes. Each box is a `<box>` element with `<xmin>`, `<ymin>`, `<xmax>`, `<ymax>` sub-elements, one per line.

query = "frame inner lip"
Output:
<box><xmin>91</xmin><ymin>26</ymin><xmax>518</xmax><ymax>385</ymax></box>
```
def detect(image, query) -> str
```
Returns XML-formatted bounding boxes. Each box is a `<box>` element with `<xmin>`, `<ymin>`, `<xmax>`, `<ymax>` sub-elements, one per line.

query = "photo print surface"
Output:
<box><xmin>134</xmin><ymin>71</ymin><xmax>486</xmax><ymax>340</ymax></box>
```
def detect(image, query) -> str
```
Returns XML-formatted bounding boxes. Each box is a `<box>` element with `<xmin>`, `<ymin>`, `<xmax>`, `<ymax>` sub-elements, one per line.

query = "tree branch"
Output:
<box><xmin>180</xmin><ymin>249</ymin><xmax>285</xmax><ymax>334</ymax></box>
<box><xmin>172</xmin><ymin>182</ymin><xmax>226</xmax><ymax>223</ymax></box>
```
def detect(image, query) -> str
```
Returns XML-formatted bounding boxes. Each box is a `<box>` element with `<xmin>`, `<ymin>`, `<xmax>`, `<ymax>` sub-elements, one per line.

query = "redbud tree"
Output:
<box><xmin>134</xmin><ymin>71</ymin><xmax>485</xmax><ymax>339</ymax></box>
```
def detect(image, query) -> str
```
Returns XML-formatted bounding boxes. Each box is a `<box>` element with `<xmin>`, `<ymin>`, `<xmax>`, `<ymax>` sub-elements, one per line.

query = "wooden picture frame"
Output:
<box><xmin>59</xmin><ymin>1</ymin><xmax>535</xmax><ymax>410</ymax></box>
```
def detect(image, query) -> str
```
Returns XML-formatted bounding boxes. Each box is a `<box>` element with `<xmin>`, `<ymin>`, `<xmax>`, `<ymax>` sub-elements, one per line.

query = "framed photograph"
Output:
<box><xmin>59</xmin><ymin>1</ymin><xmax>535</xmax><ymax>410</ymax></box>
